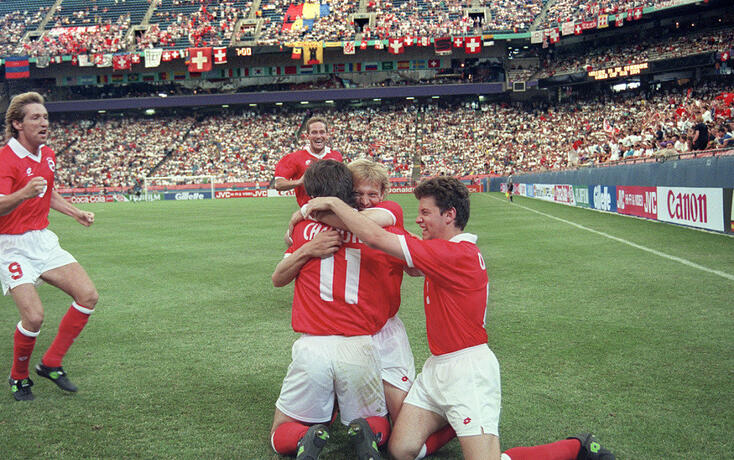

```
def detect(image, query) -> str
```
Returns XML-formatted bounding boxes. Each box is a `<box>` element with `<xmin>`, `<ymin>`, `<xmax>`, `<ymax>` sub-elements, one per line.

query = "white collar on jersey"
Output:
<box><xmin>449</xmin><ymin>233</ymin><xmax>478</xmax><ymax>244</ymax></box>
<box><xmin>8</xmin><ymin>137</ymin><xmax>44</xmax><ymax>163</ymax></box>
<box><xmin>304</xmin><ymin>144</ymin><xmax>331</xmax><ymax>159</ymax></box>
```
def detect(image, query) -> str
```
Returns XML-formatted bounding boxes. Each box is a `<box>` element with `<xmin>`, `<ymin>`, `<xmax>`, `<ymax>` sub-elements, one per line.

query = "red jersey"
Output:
<box><xmin>288</xmin><ymin>219</ymin><xmax>404</xmax><ymax>336</ymax></box>
<box><xmin>372</xmin><ymin>200</ymin><xmax>404</xmax><ymax>319</ymax></box>
<box><xmin>274</xmin><ymin>147</ymin><xmax>343</xmax><ymax>206</ymax></box>
<box><xmin>0</xmin><ymin>139</ymin><xmax>55</xmax><ymax>235</ymax></box>
<box><xmin>398</xmin><ymin>232</ymin><xmax>489</xmax><ymax>355</ymax></box>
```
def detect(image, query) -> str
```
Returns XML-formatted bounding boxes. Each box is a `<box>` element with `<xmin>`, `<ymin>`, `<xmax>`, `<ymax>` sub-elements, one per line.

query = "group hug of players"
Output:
<box><xmin>1</xmin><ymin>93</ymin><xmax>615</xmax><ymax>459</ymax></box>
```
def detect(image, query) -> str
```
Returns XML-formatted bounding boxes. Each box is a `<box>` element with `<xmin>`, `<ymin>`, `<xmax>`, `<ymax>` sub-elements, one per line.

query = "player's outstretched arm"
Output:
<box><xmin>272</xmin><ymin>229</ymin><xmax>342</xmax><ymax>287</ymax></box>
<box><xmin>0</xmin><ymin>177</ymin><xmax>47</xmax><ymax>216</ymax></box>
<box><xmin>307</xmin><ymin>197</ymin><xmax>404</xmax><ymax>261</ymax></box>
<box><xmin>274</xmin><ymin>177</ymin><xmax>304</xmax><ymax>192</ymax></box>
<box><xmin>50</xmin><ymin>190</ymin><xmax>94</xmax><ymax>226</ymax></box>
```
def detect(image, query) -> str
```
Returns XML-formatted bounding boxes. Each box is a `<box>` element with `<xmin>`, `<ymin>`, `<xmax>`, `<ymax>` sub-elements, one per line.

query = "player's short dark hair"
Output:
<box><xmin>414</xmin><ymin>177</ymin><xmax>470</xmax><ymax>230</ymax></box>
<box><xmin>304</xmin><ymin>159</ymin><xmax>356</xmax><ymax>208</ymax></box>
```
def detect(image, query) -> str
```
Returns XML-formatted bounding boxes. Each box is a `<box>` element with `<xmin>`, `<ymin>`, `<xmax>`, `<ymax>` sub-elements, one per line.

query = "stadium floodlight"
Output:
<box><xmin>373</xmin><ymin>98</ymin><xmax>381</xmax><ymax>101</ymax></box>
<box><xmin>222</xmin><ymin>104</ymin><xmax>229</xmax><ymax>108</ymax></box>
<box><xmin>325</xmin><ymin>100</ymin><xmax>334</xmax><ymax>104</ymax></box>
<box><xmin>431</xmin><ymin>96</ymin><xmax>440</xmax><ymax>99</ymax></box>
<box><xmin>300</xmin><ymin>101</ymin><xmax>309</xmax><ymax>104</ymax></box>
<box><xmin>249</xmin><ymin>103</ymin><xmax>257</xmax><ymax>107</ymax></box>
<box><xmin>145</xmin><ymin>109</ymin><xmax>155</xmax><ymax>115</ymax></box>
<box><xmin>158</xmin><ymin>93</ymin><xmax>167</xmax><ymax>98</ymax></box>
<box><xmin>98</xmin><ymin>110</ymin><xmax>106</xmax><ymax>113</ymax></box>
<box><xmin>406</xmin><ymin>97</ymin><xmax>415</xmax><ymax>100</ymax></box>
<box><xmin>275</xmin><ymin>102</ymin><xmax>283</xmax><ymax>106</ymax></box>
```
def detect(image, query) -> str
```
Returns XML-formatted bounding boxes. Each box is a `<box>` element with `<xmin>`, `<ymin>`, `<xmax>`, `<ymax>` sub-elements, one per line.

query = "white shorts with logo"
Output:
<box><xmin>0</xmin><ymin>229</ymin><xmax>76</xmax><ymax>295</ymax></box>
<box><xmin>276</xmin><ymin>334</ymin><xmax>387</xmax><ymax>426</ymax></box>
<box><xmin>373</xmin><ymin>315</ymin><xmax>415</xmax><ymax>392</ymax></box>
<box><xmin>404</xmin><ymin>344</ymin><xmax>501</xmax><ymax>437</ymax></box>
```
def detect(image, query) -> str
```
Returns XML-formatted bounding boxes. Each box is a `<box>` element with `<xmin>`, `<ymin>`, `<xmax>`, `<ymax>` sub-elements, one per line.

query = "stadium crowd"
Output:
<box><xmin>49</xmin><ymin>79</ymin><xmax>733</xmax><ymax>189</ymax></box>
<box><xmin>539</xmin><ymin>0</ymin><xmax>659</xmax><ymax>29</ymax></box>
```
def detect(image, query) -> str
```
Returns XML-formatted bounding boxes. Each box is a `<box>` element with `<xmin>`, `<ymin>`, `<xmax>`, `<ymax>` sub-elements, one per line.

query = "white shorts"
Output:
<box><xmin>0</xmin><ymin>229</ymin><xmax>77</xmax><ymax>296</ymax></box>
<box><xmin>373</xmin><ymin>315</ymin><xmax>415</xmax><ymax>392</ymax></box>
<box><xmin>276</xmin><ymin>334</ymin><xmax>387</xmax><ymax>425</ymax></box>
<box><xmin>404</xmin><ymin>344</ymin><xmax>501</xmax><ymax>437</ymax></box>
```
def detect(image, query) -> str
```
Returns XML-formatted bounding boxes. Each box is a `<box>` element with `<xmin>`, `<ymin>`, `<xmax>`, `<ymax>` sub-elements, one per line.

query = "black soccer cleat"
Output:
<box><xmin>348</xmin><ymin>418</ymin><xmax>382</xmax><ymax>460</ymax></box>
<box><xmin>9</xmin><ymin>376</ymin><xmax>34</xmax><ymax>401</ymax></box>
<box><xmin>296</xmin><ymin>424</ymin><xmax>329</xmax><ymax>460</ymax></box>
<box><xmin>569</xmin><ymin>433</ymin><xmax>615</xmax><ymax>460</ymax></box>
<box><xmin>35</xmin><ymin>363</ymin><xmax>78</xmax><ymax>392</ymax></box>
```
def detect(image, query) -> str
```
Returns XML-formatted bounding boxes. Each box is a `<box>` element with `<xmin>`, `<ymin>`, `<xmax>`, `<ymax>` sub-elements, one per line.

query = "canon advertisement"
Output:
<box><xmin>657</xmin><ymin>187</ymin><xmax>724</xmax><ymax>232</ymax></box>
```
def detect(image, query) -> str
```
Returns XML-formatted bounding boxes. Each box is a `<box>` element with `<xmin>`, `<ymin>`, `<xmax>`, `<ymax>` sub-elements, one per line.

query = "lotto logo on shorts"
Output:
<box><xmin>463</xmin><ymin>417</ymin><xmax>471</xmax><ymax>425</ymax></box>
<box><xmin>401</xmin><ymin>376</ymin><xmax>409</xmax><ymax>382</ymax></box>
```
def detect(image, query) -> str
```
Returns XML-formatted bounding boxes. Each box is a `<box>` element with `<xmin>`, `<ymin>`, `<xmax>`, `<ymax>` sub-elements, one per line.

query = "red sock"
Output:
<box><xmin>424</xmin><ymin>425</ymin><xmax>456</xmax><ymax>455</ymax></box>
<box><xmin>42</xmin><ymin>303</ymin><xmax>91</xmax><ymax>368</ymax></box>
<box><xmin>365</xmin><ymin>416</ymin><xmax>391</xmax><ymax>447</ymax></box>
<box><xmin>11</xmin><ymin>323</ymin><xmax>38</xmax><ymax>380</ymax></box>
<box><xmin>271</xmin><ymin>421</ymin><xmax>310</xmax><ymax>456</ymax></box>
<box><xmin>503</xmin><ymin>438</ymin><xmax>581</xmax><ymax>460</ymax></box>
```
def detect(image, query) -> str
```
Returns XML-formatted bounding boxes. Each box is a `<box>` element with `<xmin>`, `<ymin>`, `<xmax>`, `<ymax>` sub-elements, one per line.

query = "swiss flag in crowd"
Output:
<box><xmin>633</xmin><ymin>7</ymin><xmax>643</xmax><ymax>20</ymax></box>
<box><xmin>213</xmin><ymin>47</ymin><xmax>227</xmax><ymax>64</ymax></box>
<box><xmin>464</xmin><ymin>36</ymin><xmax>481</xmax><ymax>54</ymax></box>
<box><xmin>419</xmin><ymin>37</ymin><xmax>429</xmax><ymax>46</ymax></box>
<box><xmin>187</xmin><ymin>47</ymin><xmax>212</xmax><ymax>72</ymax></box>
<box><xmin>360</xmin><ymin>40</ymin><xmax>368</xmax><ymax>50</ymax></box>
<box><xmin>161</xmin><ymin>50</ymin><xmax>173</xmax><ymax>62</ymax></box>
<box><xmin>131</xmin><ymin>53</ymin><xmax>141</xmax><ymax>64</ymax></box>
<box><xmin>112</xmin><ymin>54</ymin><xmax>131</xmax><ymax>70</ymax></box>
<box><xmin>549</xmin><ymin>28</ymin><xmax>560</xmax><ymax>44</ymax></box>
<box><xmin>403</xmin><ymin>36</ymin><xmax>413</xmax><ymax>46</ymax></box>
<box><xmin>453</xmin><ymin>37</ymin><xmax>464</xmax><ymax>48</ymax></box>
<box><xmin>574</xmin><ymin>24</ymin><xmax>582</xmax><ymax>35</ymax></box>
<box><xmin>388</xmin><ymin>38</ymin><xmax>404</xmax><ymax>55</ymax></box>
<box><xmin>428</xmin><ymin>59</ymin><xmax>440</xmax><ymax>68</ymax></box>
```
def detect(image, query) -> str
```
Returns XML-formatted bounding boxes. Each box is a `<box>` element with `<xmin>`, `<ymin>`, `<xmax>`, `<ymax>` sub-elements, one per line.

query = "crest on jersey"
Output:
<box><xmin>47</xmin><ymin>158</ymin><xmax>55</xmax><ymax>172</ymax></box>
<box><xmin>26</xmin><ymin>167</ymin><xmax>32</xmax><ymax>176</ymax></box>
<box><xmin>305</xmin><ymin>159</ymin><xmax>312</xmax><ymax>166</ymax></box>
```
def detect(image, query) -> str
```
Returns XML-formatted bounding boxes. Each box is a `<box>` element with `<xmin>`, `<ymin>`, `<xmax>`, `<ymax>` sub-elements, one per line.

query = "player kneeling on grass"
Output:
<box><xmin>306</xmin><ymin>177</ymin><xmax>616</xmax><ymax>460</ymax></box>
<box><xmin>270</xmin><ymin>159</ymin><xmax>408</xmax><ymax>460</ymax></box>
<box><xmin>1</xmin><ymin>92</ymin><xmax>99</xmax><ymax>401</ymax></box>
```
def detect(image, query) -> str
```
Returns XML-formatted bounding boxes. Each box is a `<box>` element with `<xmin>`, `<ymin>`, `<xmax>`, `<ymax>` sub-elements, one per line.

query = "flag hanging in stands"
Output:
<box><xmin>36</xmin><ymin>55</ymin><xmax>50</xmax><ymax>68</ymax></box>
<box><xmin>464</xmin><ymin>36</ymin><xmax>481</xmax><ymax>54</ymax></box>
<box><xmin>615</xmin><ymin>15</ymin><xmax>624</xmax><ymax>27</ymax></box>
<box><xmin>112</xmin><ymin>53</ymin><xmax>131</xmax><ymax>70</ymax></box>
<box><xmin>144</xmin><ymin>48</ymin><xmax>161</xmax><ymax>67</ymax></box>
<box><xmin>598</xmin><ymin>14</ymin><xmax>608</xmax><ymax>28</ymax></box>
<box><xmin>574</xmin><ymin>24</ymin><xmax>582</xmax><ymax>35</ymax></box>
<box><xmin>343</xmin><ymin>41</ymin><xmax>354</xmax><ymax>55</ymax></box>
<box><xmin>4</xmin><ymin>56</ymin><xmax>30</xmax><ymax>79</ymax></box>
<box><xmin>161</xmin><ymin>50</ymin><xmax>173</xmax><ymax>62</ymax></box>
<box><xmin>633</xmin><ymin>7</ymin><xmax>643</xmax><ymax>20</ymax></box>
<box><xmin>434</xmin><ymin>37</ymin><xmax>452</xmax><ymax>55</ymax></box>
<box><xmin>131</xmin><ymin>53</ymin><xmax>141</xmax><ymax>65</ymax></box>
<box><xmin>187</xmin><ymin>47</ymin><xmax>212</xmax><ymax>72</ymax></box>
<box><xmin>360</xmin><ymin>40</ymin><xmax>368</xmax><ymax>50</ymax></box>
<box><xmin>419</xmin><ymin>37</ymin><xmax>430</xmax><ymax>47</ymax></box>
<box><xmin>531</xmin><ymin>30</ymin><xmax>543</xmax><ymax>44</ymax></box>
<box><xmin>282</xmin><ymin>1</ymin><xmax>329</xmax><ymax>32</ymax></box>
<box><xmin>453</xmin><ymin>37</ymin><xmax>464</xmax><ymax>48</ymax></box>
<box><xmin>97</xmin><ymin>54</ymin><xmax>112</xmax><ymax>67</ymax></box>
<box><xmin>561</xmin><ymin>21</ymin><xmax>574</xmax><ymax>36</ymax></box>
<box><xmin>78</xmin><ymin>54</ymin><xmax>93</xmax><ymax>67</ymax></box>
<box><xmin>301</xmin><ymin>42</ymin><xmax>323</xmax><ymax>64</ymax></box>
<box><xmin>428</xmin><ymin>58</ymin><xmax>440</xmax><ymax>68</ymax></box>
<box><xmin>291</xmin><ymin>47</ymin><xmax>302</xmax><ymax>59</ymax></box>
<box><xmin>374</xmin><ymin>40</ymin><xmax>384</xmax><ymax>50</ymax></box>
<box><xmin>403</xmin><ymin>36</ymin><xmax>413</xmax><ymax>46</ymax></box>
<box><xmin>549</xmin><ymin>28</ymin><xmax>560</xmax><ymax>44</ymax></box>
<box><xmin>213</xmin><ymin>47</ymin><xmax>227</xmax><ymax>64</ymax></box>
<box><xmin>388</xmin><ymin>38</ymin><xmax>404</xmax><ymax>55</ymax></box>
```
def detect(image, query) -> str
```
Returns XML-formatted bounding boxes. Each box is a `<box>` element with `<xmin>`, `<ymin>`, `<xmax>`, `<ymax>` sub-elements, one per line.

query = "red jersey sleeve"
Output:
<box><xmin>274</xmin><ymin>153</ymin><xmax>297</xmax><ymax>180</ymax></box>
<box><xmin>373</xmin><ymin>200</ymin><xmax>404</xmax><ymax>229</ymax></box>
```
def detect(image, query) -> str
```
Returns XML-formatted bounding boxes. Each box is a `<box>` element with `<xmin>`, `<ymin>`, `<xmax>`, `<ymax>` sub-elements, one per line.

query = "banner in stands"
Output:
<box><xmin>215</xmin><ymin>190</ymin><xmax>267</xmax><ymax>199</ymax></box>
<box><xmin>572</xmin><ymin>186</ymin><xmax>589</xmax><ymax>208</ymax></box>
<box><xmin>617</xmin><ymin>186</ymin><xmax>657</xmax><ymax>219</ymax></box>
<box><xmin>588</xmin><ymin>185</ymin><xmax>617</xmax><ymax>212</ymax></box>
<box><xmin>657</xmin><ymin>187</ymin><xmax>724</xmax><ymax>232</ymax></box>
<box><xmin>164</xmin><ymin>191</ymin><xmax>213</xmax><ymax>200</ymax></box>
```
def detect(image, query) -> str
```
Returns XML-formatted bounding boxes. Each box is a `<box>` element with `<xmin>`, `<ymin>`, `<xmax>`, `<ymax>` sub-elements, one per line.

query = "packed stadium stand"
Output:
<box><xmin>0</xmin><ymin>0</ymin><xmax>732</xmax><ymax>192</ymax></box>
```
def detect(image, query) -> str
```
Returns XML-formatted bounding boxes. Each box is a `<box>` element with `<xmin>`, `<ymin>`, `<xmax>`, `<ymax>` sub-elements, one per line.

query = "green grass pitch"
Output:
<box><xmin>1</xmin><ymin>193</ymin><xmax>732</xmax><ymax>459</ymax></box>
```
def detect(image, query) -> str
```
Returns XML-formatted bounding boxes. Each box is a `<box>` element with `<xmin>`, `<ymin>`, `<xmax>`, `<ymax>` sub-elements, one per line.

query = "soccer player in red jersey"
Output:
<box><xmin>273</xmin><ymin>117</ymin><xmax>343</xmax><ymax>207</ymax></box>
<box><xmin>306</xmin><ymin>177</ymin><xmax>616</xmax><ymax>460</ymax></box>
<box><xmin>1</xmin><ymin>92</ymin><xmax>99</xmax><ymax>401</ymax></box>
<box><xmin>270</xmin><ymin>160</ymin><xmax>399</xmax><ymax>460</ymax></box>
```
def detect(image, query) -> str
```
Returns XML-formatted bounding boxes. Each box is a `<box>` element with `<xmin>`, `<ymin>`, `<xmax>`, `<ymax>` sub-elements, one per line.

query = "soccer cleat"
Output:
<box><xmin>348</xmin><ymin>418</ymin><xmax>382</xmax><ymax>460</ymax></box>
<box><xmin>296</xmin><ymin>424</ymin><xmax>329</xmax><ymax>460</ymax></box>
<box><xmin>35</xmin><ymin>363</ymin><xmax>78</xmax><ymax>392</ymax></box>
<box><xmin>569</xmin><ymin>433</ymin><xmax>615</xmax><ymax>460</ymax></box>
<box><xmin>9</xmin><ymin>377</ymin><xmax>34</xmax><ymax>401</ymax></box>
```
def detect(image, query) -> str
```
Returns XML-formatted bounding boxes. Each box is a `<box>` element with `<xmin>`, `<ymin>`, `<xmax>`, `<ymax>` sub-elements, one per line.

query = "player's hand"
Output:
<box><xmin>76</xmin><ymin>210</ymin><xmax>95</xmax><ymax>227</ymax></box>
<box><xmin>304</xmin><ymin>229</ymin><xmax>342</xmax><ymax>258</ymax></box>
<box><xmin>284</xmin><ymin>209</ymin><xmax>303</xmax><ymax>246</ymax></box>
<box><xmin>305</xmin><ymin>197</ymin><xmax>337</xmax><ymax>216</ymax></box>
<box><xmin>21</xmin><ymin>177</ymin><xmax>47</xmax><ymax>199</ymax></box>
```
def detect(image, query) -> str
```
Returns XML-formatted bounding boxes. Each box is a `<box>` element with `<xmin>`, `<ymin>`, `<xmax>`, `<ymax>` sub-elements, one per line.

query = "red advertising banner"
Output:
<box><xmin>214</xmin><ymin>190</ymin><xmax>267</xmax><ymax>199</ymax></box>
<box><xmin>553</xmin><ymin>185</ymin><xmax>573</xmax><ymax>205</ymax></box>
<box><xmin>616</xmin><ymin>186</ymin><xmax>657</xmax><ymax>219</ymax></box>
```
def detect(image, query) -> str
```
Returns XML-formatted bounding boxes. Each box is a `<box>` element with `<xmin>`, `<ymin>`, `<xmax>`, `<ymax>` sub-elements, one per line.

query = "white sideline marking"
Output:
<box><xmin>494</xmin><ymin>197</ymin><xmax>734</xmax><ymax>282</ymax></box>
